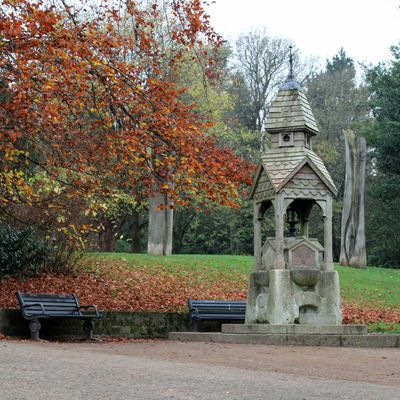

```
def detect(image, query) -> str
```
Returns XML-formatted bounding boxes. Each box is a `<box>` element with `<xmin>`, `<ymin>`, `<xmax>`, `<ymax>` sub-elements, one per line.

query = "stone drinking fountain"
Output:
<box><xmin>244</xmin><ymin>75</ymin><xmax>342</xmax><ymax>327</ymax></box>
<box><xmin>219</xmin><ymin>71</ymin><xmax>368</xmax><ymax>339</ymax></box>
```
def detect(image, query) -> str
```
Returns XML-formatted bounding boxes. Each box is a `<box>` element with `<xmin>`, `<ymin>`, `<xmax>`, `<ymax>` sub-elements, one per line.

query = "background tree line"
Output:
<box><xmin>1</xmin><ymin>1</ymin><xmax>399</xmax><ymax>272</ymax></box>
<box><xmin>155</xmin><ymin>35</ymin><xmax>400</xmax><ymax>269</ymax></box>
<box><xmin>112</xmin><ymin>31</ymin><xmax>400</xmax><ymax>269</ymax></box>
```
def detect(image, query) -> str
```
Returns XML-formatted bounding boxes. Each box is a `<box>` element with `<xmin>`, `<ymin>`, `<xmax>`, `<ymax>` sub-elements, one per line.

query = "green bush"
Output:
<box><xmin>0</xmin><ymin>224</ymin><xmax>50</xmax><ymax>278</ymax></box>
<box><xmin>115</xmin><ymin>239</ymin><xmax>131</xmax><ymax>253</ymax></box>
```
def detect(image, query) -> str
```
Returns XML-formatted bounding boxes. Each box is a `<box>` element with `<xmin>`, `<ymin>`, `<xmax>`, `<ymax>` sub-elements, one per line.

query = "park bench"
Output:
<box><xmin>16</xmin><ymin>291</ymin><xmax>101</xmax><ymax>340</ymax></box>
<box><xmin>188</xmin><ymin>299</ymin><xmax>246</xmax><ymax>330</ymax></box>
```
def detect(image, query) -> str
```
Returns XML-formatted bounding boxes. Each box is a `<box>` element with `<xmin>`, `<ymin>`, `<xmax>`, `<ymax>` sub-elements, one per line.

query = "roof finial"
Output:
<box><xmin>280</xmin><ymin>45</ymin><xmax>302</xmax><ymax>90</ymax></box>
<box><xmin>288</xmin><ymin>45</ymin><xmax>294</xmax><ymax>80</ymax></box>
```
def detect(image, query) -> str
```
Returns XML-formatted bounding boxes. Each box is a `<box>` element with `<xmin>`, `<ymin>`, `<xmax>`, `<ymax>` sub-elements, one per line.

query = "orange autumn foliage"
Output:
<box><xmin>0</xmin><ymin>0</ymin><xmax>253</xmax><ymax>224</ymax></box>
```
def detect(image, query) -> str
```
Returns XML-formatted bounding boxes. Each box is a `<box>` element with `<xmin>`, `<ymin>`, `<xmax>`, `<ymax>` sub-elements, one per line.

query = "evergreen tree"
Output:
<box><xmin>326</xmin><ymin>48</ymin><xmax>354</xmax><ymax>73</ymax></box>
<box><xmin>365</xmin><ymin>45</ymin><xmax>400</xmax><ymax>267</ymax></box>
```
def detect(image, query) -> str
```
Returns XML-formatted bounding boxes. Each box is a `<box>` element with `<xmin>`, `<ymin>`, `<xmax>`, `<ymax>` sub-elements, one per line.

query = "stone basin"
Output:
<box><xmin>291</xmin><ymin>267</ymin><xmax>320</xmax><ymax>287</ymax></box>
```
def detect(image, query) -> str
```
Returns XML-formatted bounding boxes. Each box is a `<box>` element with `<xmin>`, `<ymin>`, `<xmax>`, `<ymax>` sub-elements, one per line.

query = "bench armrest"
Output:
<box><xmin>79</xmin><ymin>304</ymin><xmax>100</xmax><ymax>317</ymax></box>
<box><xmin>23</xmin><ymin>303</ymin><xmax>47</xmax><ymax>315</ymax></box>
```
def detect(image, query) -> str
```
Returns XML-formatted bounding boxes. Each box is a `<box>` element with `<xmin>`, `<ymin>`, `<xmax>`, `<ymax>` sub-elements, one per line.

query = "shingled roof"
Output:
<box><xmin>249</xmin><ymin>78</ymin><xmax>337</xmax><ymax>201</ymax></box>
<box><xmin>249</xmin><ymin>147</ymin><xmax>338</xmax><ymax>199</ymax></box>
<box><xmin>265</xmin><ymin>82</ymin><xmax>319</xmax><ymax>135</ymax></box>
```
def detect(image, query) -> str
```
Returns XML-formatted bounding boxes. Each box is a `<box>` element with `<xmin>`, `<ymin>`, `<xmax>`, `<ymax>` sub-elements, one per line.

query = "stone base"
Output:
<box><xmin>245</xmin><ymin>269</ymin><xmax>342</xmax><ymax>325</ymax></box>
<box><xmin>222</xmin><ymin>324</ymin><xmax>367</xmax><ymax>335</ymax></box>
<box><xmin>168</xmin><ymin>331</ymin><xmax>400</xmax><ymax>348</ymax></box>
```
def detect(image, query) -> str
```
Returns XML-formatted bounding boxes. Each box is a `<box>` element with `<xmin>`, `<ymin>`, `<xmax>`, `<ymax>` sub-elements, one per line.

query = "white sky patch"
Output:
<box><xmin>205</xmin><ymin>0</ymin><xmax>400</xmax><ymax>65</ymax></box>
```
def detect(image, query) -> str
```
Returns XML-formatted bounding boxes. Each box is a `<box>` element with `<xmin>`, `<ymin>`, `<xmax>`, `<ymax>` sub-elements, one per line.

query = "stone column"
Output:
<box><xmin>267</xmin><ymin>269</ymin><xmax>293</xmax><ymax>324</ymax></box>
<box><xmin>253</xmin><ymin>202</ymin><xmax>262</xmax><ymax>271</ymax></box>
<box><xmin>324</xmin><ymin>196</ymin><xmax>334</xmax><ymax>271</ymax></box>
<box><xmin>274</xmin><ymin>194</ymin><xmax>285</xmax><ymax>269</ymax></box>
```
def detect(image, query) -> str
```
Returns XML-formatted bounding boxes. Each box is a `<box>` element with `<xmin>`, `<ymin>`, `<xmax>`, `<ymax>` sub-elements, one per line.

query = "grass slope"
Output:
<box><xmin>337</xmin><ymin>265</ymin><xmax>400</xmax><ymax>310</ymax></box>
<box><xmin>90</xmin><ymin>253</ymin><xmax>251</xmax><ymax>277</ymax></box>
<box><xmin>87</xmin><ymin>253</ymin><xmax>400</xmax><ymax>311</ymax></box>
<box><xmin>86</xmin><ymin>253</ymin><xmax>400</xmax><ymax>332</ymax></box>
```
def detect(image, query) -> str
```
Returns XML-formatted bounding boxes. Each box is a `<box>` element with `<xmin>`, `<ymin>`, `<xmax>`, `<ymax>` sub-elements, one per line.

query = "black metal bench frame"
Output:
<box><xmin>188</xmin><ymin>299</ymin><xmax>246</xmax><ymax>331</ymax></box>
<box><xmin>16</xmin><ymin>291</ymin><xmax>101</xmax><ymax>340</ymax></box>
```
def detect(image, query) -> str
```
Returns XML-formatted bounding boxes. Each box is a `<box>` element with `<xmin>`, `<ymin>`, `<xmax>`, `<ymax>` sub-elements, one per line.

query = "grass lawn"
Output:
<box><xmin>86</xmin><ymin>252</ymin><xmax>400</xmax><ymax>310</ymax></box>
<box><xmin>336</xmin><ymin>265</ymin><xmax>400</xmax><ymax>310</ymax></box>
<box><xmin>87</xmin><ymin>253</ymin><xmax>252</xmax><ymax>278</ymax></box>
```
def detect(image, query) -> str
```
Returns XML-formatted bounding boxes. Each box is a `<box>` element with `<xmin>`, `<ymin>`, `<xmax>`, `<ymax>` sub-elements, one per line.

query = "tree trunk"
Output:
<box><xmin>147</xmin><ymin>190</ymin><xmax>173</xmax><ymax>256</ymax></box>
<box><xmin>98</xmin><ymin>218</ymin><xmax>117</xmax><ymax>252</ymax></box>
<box><xmin>130</xmin><ymin>209</ymin><xmax>141</xmax><ymax>253</ymax></box>
<box><xmin>339</xmin><ymin>129</ymin><xmax>367</xmax><ymax>268</ymax></box>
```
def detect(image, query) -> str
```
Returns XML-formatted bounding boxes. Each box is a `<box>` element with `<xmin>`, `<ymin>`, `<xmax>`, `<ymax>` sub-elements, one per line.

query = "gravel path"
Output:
<box><xmin>0</xmin><ymin>340</ymin><xmax>399</xmax><ymax>399</ymax></box>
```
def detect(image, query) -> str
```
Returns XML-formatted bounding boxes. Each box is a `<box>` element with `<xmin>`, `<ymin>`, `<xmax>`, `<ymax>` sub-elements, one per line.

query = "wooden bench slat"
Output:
<box><xmin>189</xmin><ymin>300</ymin><xmax>245</xmax><ymax>304</ymax></box>
<box><xmin>23</xmin><ymin>301</ymin><xmax>77</xmax><ymax>307</ymax></box>
<box><xmin>23</xmin><ymin>302</ymin><xmax>79</xmax><ymax>308</ymax></box>
<box><xmin>194</xmin><ymin>310</ymin><xmax>245</xmax><ymax>313</ymax></box>
<box><xmin>24</xmin><ymin>309</ymin><xmax>80</xmax><ymax>315</ymax></box>
<box><xmin>189</xmin><ymin>306</ymin><xmax>245</xmax><ymax>310</ymax></box>
<box><xmin>22</xmin><ymin>298</ymin><xmax>77</xmax><ymax>303</ymax></box>
<box><xmin>21</xmin><ymin>294</ymin><xmax>76</xmax><ymax>299</ymax></box>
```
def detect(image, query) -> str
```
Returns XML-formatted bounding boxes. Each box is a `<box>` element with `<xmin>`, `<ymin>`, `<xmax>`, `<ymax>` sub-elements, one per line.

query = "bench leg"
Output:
<box><xmin>83</xmin><ymin>319</ymin><xmax>95</xmax><ymax>340</ymax></box>
<box><xmin>190</xmin><ymin>320</ymin><xmax>199</xmax><ymax>332</ymax></box>
<box><xmin>29</xmin><ymin>319</ymin><xmax>41</xmax><ymax>340</ymax></box>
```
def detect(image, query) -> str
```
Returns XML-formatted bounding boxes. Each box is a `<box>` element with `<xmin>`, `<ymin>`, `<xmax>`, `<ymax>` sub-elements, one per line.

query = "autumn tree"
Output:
<box><xmin>0</xmin><ymin>0</ymin><xmax>252</xmax><ymax>262</ymax></box>
<box><xmin>171</xmin><ymin>34</ymin><xmax>314</xmax><ymax>255</ymax></box>
<box><xmin>179</xmin><ymin>33</ymin><xmax>315</xmax><ymax>257</ymax></box>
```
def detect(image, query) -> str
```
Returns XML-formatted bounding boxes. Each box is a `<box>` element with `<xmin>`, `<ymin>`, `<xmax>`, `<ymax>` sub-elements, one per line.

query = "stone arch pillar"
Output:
<box><xmin>254</xmin><ymin>200</ymin><xmax>273</xmax><ymax>271</ymax></box>
<box><xmin>316</xmin><ymin>198</ymin><xmax>334</xmax><ymax>271</ymax></box>
<box><xmin>254</xmin><ymin>202</ymin><xmax>263</xmax><ymax>270</ymax></box>
<box><xmin>273</xmin><ymin>193</ymin><xmax>286</xmax><ymax>269</ymax></box>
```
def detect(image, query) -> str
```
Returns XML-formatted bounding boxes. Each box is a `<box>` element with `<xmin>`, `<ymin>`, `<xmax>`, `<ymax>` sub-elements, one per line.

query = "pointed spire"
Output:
<box><xmin>280</xmin><ymin>45</ymin><xmax>302</xmax><ymax>90</ymax></box>
<box><xmin>266</xmin><ymin>47</ymin><xmax>319</xmax><ymax>135</ymax></box>
<box><xmin>288</xmin><ymin>45</ymin><xmax>294</xmax><ymax>80</ymax></box>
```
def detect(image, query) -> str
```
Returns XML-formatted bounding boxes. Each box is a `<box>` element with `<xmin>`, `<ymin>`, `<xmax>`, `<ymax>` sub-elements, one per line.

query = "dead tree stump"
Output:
<box><xmin>340</xmin><ymin>129</ymin><xmax>367</xmax><ymax>268</ymax></box>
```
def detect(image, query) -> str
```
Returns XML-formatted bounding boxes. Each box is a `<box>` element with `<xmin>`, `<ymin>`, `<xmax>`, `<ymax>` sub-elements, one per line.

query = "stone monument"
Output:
<box><xmin>244</xmin><ymin>72</ymin><xmax>343</xmax><ymax>327</ymax></box>
<box><xmin>218</xmin><ymin>60</ymin><xmax>368</xmax><ymax>338</ymax></box>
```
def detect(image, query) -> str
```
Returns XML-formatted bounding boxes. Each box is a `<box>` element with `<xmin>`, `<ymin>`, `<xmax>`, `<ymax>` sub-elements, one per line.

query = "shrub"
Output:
<box><xmin>43</xmin><ymin>237</ymin><xmax>81</xmax><ymax>274</ymax></box>
<box><xmin>115</xmin><ymin>239</ymin><xmax>131</xmax><ymax>253</ymax></box>
<box><xmin>0</xmin><ymin>224</ymin><xmax>50</xmax><ymax>278</ymax></box>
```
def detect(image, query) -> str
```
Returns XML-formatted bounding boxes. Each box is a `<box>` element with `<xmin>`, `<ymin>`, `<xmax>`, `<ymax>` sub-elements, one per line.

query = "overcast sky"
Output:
<box><xmin>205</xmin><ymin>0</ymin><xmax>400</xmax><ymax>66</ymax></box>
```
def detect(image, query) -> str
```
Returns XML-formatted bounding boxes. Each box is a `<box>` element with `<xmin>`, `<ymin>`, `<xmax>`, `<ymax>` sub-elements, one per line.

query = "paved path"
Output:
<box><xmin>0</xmin><ymin>340</ymin><xmax>399</xmax><ymax>399</ymax></box>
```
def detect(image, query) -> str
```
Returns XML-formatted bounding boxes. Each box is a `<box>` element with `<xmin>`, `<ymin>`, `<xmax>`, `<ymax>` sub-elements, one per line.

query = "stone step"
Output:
<box><xmin>221</xmin><ymin>324</ymin><xmax>368</xmax><ymax>335</ymax></box>
<box><xmin>168</xmin><ymin>332</ymin><xmax>400</xmax><ymax>348</ymax></box>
